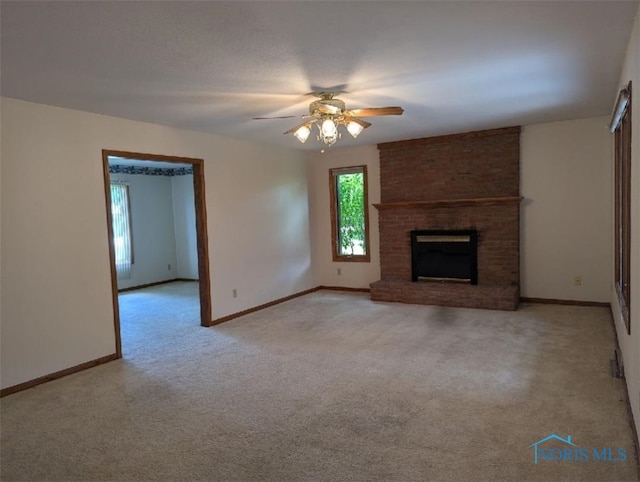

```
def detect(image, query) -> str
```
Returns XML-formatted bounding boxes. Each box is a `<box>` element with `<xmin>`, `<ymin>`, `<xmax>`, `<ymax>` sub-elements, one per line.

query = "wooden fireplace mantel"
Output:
<box><xmin>373</xmin><ymin>196</ymin><xmax>523</xmax><ymax>210</ymax></box>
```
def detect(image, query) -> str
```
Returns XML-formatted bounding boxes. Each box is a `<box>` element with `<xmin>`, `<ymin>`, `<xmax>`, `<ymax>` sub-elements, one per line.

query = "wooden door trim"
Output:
<box><xmin>101</xmin><ymin>150</ymin><xmax>213</xmax><ymax>358</ymax></box>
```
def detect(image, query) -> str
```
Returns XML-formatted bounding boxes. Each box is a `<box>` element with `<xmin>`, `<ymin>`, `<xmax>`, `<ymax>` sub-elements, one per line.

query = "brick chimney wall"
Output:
<box><xmin>370</xmin><ymin>126</ymin><xmax>521</xmax><ymax>310</ymax></box>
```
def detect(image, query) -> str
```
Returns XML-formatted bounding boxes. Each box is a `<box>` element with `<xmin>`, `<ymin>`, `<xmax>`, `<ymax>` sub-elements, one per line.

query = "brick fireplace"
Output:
<box><xmin>370</xmin><ymin>126</ymin><xmax>521</xmax><ymax>311</ymax></box>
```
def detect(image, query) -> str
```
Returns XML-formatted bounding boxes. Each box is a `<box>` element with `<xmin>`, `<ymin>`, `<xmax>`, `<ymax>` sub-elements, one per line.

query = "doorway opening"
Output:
<box><xmin>102</xmin><ymin>150</ymin><xmax>212</xmax><ymax>358</ymax></box>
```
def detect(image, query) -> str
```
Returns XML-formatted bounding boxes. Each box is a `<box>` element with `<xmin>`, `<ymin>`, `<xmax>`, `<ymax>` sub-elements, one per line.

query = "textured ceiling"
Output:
<box><xmin>1</xmin><ymin>1</ymin><xmax>637</xmax><ymax>150</ymax></box>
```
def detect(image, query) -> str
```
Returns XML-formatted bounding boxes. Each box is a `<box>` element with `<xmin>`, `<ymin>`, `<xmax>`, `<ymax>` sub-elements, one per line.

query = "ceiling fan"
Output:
<box><xmin>253</xmin><ymin>92</ymin><xmax>404</xmax><ymax>147</ymax></box>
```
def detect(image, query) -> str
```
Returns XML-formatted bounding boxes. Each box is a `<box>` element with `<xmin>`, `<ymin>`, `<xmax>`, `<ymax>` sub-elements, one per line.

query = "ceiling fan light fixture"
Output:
<box><xmin>254</xmin><ymin>92</ymin><xmax>403</xmax><ymax>148</ymax></box>
<box><xmin>346</xmin><ymin>120</ymin><xmax>364</xmax><ymax>138</ymax></box>
<box><xmin>293</xmin><ymin>124</ymin><xmax>311</xmax><ymax>143</ymax></box>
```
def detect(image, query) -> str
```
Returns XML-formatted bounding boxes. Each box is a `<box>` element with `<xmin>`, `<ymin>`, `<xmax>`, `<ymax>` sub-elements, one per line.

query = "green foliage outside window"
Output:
<box><xmin>337</xmin><ymin>172</ymin><xmax>366</xmax><ymax>255</ymax></box>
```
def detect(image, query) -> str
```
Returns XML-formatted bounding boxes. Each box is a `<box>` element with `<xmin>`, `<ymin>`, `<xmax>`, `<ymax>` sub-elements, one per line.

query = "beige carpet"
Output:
<box><xmin>1</xmin><ymin>282</ymin><xmax>638</xmax><ymax>481</ymax></box>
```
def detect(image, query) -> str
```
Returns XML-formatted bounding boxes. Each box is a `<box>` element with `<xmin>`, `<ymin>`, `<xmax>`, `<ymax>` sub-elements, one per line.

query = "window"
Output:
<box><xmin>329</xmin><ymin>165</ymin><xmax>370</xmax><ymax>262</ymax></box>
<box><xmin>611</xmin><ymin>81</ymin><xmax>632</xmax><ymax>334</ymax></box>
<box><xmin>110</xmin><ymin>183</ymin><xmax>134</xmax><ymax>280</ymax></box>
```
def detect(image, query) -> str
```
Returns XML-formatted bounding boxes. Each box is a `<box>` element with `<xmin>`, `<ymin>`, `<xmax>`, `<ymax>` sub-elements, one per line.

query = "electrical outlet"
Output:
<box><xmin>337</xmin><ymin>268</ymin><xmax>342</xmax><ymax>276</ymax></box>
<box><xmin>232</xmin><ymin>289</ymin><xmax>237</xmax><ymax>298</ymax></box>
<box><xmin>574</xmin><ymin>276</ymin><xmax>582</xmax><ymax>286</ymax></box>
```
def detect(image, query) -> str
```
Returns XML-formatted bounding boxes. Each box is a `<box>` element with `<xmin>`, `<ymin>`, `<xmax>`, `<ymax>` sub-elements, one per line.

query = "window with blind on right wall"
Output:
<box><xmin>611</xmin><ymin>81</ymin><xmax>632</xmax><ymax>335</ymax></box>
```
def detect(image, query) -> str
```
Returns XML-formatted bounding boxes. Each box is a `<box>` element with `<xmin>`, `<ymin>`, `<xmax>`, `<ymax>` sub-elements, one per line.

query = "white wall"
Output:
<box><xmin>307</xmin><ymin>145</ymin><xmax>381</xmax><ymax>288</ymax></box>
<box><xmin>0</xmin><ymin>97</ymin><xmax>312</xmax><ymax>389</ymax></box>
<box><xmin>110</xmin><ymin>173</ymin><xmax>178</xmax><ymax>290</ymax></box>
<box><xmin>610</xmin><ymin>1</ymin><xmax>640</xmax><ymax>446</ymax></box>
<box><xmin>520</xmin><ymin>117</ymin><xmax>612</xmax><ymax>302</ymax></box>
<box><xmin>171</xmin><ymin>174</ymin><xmax>198</xmax><ymax>280</ymax></box>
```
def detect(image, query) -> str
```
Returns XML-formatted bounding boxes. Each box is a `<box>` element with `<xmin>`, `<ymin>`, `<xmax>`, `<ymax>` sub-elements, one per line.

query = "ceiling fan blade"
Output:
<box><xmin>283</xmin><ymin>120</ymin><xmax>316</xmax><ymax>135</ymax></box>
<box><xmin>345</xmin><ymin>107</ymin><xmax>404</xmax><ymax>117</ymax></box>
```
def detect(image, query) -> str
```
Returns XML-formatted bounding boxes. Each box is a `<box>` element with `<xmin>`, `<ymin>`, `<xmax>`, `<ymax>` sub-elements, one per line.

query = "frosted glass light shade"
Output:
<box><xmin>320</xmin><ymin>118</ymin><xmax>338</xmax><ymax>145</ymax></box>
<box><xmin>346</xmin><ymin>121</ymin><xmax>364</xmax><ymax>138</ymax></box>
<box><xmin>321</xmin><ymin>118</ymin><xmax>337</xmax><ymax>137</ymax></box>
<box><xmin>293</xmin><ymin>125</ymin><xmax>311</xmax><ymax>143</ymax></box>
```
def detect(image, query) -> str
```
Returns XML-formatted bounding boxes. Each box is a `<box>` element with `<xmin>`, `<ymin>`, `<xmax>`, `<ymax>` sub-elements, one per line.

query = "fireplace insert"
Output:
<box><xmin>411</xmin><ymin>229</ymin><xmax>478</xmax><ymax>284</ymax></box>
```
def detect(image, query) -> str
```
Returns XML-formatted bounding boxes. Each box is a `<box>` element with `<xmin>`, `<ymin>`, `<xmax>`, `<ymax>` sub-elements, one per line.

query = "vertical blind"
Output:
<box><xmin>110</xmin><ymin>184</ymin><xmax>133</xmax><ymax>280</ymax></box>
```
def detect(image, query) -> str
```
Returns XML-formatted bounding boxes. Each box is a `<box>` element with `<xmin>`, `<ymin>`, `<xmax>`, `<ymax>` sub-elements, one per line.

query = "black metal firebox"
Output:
<box><xmin>411</xmin><ymin>229</ymin><xmax>478</xmax><ymax>284</ymax></box>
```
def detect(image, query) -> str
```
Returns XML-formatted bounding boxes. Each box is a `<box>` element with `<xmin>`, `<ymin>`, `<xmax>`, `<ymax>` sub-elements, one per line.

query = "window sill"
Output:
<box><xmin>333</xmin><ymin>255</ymin><xmax>371</xmax><ymax>263</ymax></box>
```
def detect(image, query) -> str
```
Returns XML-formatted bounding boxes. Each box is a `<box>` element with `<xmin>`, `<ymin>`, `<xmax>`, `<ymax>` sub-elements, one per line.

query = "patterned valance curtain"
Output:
<box><xmin>110</xmin><ymin>184</ymin><xmax>133</xmax><ymax>280</ymax></box>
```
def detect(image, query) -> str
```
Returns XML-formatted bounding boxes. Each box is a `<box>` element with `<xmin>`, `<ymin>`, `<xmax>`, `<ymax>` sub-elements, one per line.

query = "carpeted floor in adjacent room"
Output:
<box><xmin>1</xmin><ymin>282</ymin><xmax>638</xmax><ymax>481</ymax></box>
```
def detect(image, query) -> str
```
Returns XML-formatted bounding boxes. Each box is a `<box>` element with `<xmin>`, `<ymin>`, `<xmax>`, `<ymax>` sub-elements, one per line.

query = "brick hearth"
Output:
<box><xmin>370</xmin><ymin>126</ymin><xmax>521</xmax><ymax>311</ymax></box>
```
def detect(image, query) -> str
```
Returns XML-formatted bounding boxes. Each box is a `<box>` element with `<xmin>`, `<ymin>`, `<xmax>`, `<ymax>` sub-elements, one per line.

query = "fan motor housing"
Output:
<box><xmin>309</xmin><ymin>97</ymin><xmax>346</xmax><ymax>116</ymax></box>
